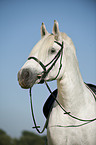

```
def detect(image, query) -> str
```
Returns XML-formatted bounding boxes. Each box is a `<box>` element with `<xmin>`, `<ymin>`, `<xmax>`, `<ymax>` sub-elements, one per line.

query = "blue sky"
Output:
<box><xmin>0</xmin><ymin>0</ymin><xmax>96</xmax><ymax>138</ymax></box>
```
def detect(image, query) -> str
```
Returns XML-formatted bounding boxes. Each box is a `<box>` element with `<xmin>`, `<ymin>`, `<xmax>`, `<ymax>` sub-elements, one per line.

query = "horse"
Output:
<box><xmin>18</xmin><ymin>20</ymin><xmax>96</xmax><ymax>145</ymax></box>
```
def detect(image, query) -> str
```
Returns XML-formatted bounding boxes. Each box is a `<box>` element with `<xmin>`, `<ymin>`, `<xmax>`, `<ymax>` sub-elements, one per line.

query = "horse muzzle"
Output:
<box><xmin>17</xmin><ymin>68</ymin><xmax>38</xmax><ymax>89</ymax></box>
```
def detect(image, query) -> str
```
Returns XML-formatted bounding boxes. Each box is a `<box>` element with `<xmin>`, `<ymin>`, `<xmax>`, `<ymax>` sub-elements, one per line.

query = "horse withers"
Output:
<box><xmin>18</xmin><ymin>20</ymin><xmax>96</xmax><ymax>145</ymax></box>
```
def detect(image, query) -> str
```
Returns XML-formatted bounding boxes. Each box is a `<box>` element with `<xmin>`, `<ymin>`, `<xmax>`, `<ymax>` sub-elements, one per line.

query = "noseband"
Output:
<box><xmin>28</xmin><ymin>41</ymin><xmax>64</xmax><ymax>83</ymax></box>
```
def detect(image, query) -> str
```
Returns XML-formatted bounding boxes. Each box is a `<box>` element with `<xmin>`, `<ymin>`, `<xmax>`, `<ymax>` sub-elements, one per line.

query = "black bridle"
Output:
<box><xmin>28</xmin><ymin>40</ymin><xmax>96</xmax><ymax>134</ymax></box>
<box><xmin>28</xmin><ymin>40</ymin><xmax>64</xmax><ymax>134</ymax></box>
<box><xmin>28</xmin><ymin>41</ymin><xmax>64</xmax><ymax>83</ymax></box>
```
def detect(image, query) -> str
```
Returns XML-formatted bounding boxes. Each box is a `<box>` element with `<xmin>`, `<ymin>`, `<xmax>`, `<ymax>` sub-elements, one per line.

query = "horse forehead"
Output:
<box><xmin>29</xmin><ymin>34</ymin><xmax>54</xmax><ymax>56</ymax></box>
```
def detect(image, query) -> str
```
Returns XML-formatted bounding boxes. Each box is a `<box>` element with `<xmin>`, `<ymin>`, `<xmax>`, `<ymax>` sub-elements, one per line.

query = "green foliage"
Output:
<box><xmin>0</xmin><ymin>129</ymin><xmax>47</xmax><ymax>145</ymax></box>
<box><xmin>0</xmin><ymin>129</ymin><xmax>12</xmax><ymax>145</ymax></box>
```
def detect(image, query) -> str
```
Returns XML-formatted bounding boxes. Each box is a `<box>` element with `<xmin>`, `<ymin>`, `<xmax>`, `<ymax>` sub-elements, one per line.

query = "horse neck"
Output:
<box><xmin>57</xmin><ymin>51</ymin><xmax>85</xmax><ymax>114</ymax></box>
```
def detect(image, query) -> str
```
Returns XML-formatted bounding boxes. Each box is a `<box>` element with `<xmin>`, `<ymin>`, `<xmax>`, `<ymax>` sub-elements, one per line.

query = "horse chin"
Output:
<box><xmin>18</xmin><ymin>79</ymin><xmax>37</xmax><ymax>89</ymax></box>
<box><xmin>20</xmin><ymin>78</ymin><xmax>44</xmax><ymax>89</ymax></box>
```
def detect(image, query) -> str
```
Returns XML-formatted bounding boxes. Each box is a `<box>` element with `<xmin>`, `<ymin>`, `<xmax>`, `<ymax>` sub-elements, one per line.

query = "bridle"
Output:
<box><xmin>28</xmin><ymin>40</ymin><xmax>96</xmax><ymax>134</ymax></box>
<box><xmin>28</xmin><ymin>41</ymin><xmax>64</xmax><ymax>134</ymax></box>
<box><xmin>28</xmin><ymin>41</ymin><xmax>63</xmax><ymax>83</ymax></box>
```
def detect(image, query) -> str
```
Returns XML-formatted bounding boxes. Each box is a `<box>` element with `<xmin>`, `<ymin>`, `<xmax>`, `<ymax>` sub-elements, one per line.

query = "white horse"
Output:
<box><xmin>18</xmin><ymin>20</ymin><xmax>96</xmax><ymax>145</ymax></box>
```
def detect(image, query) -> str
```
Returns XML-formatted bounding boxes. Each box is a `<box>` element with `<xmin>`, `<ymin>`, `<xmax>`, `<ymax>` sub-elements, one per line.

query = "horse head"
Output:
<box><xmin>18</xmin><ymin>20</ymin><xmax>76</xmax><ymax>89</ymax></box>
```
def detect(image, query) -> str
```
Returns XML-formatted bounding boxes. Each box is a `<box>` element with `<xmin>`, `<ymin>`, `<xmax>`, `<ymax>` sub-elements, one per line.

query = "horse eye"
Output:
<box><xmin>50</xmin><ymin>48</ymin><xmax>56</xmax><ymax>54</ymax></box>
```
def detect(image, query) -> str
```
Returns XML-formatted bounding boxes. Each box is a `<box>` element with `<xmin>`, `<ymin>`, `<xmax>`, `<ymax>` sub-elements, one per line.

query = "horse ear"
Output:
<box><xmin>52</xmin><ymin>20</ymin><xmax>60</xmax><ymax>40</ymax></box>
<box><xmin>41</xmin><ymin>23</ymin><xmax>48</xmax><ymax>38</ymax></box>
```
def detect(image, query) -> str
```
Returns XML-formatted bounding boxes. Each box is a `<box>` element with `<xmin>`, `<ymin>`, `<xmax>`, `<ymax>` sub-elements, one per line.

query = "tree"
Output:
<box><xmin>0</xmin><ymin>129</ymin><xmax>47</xmax><ymax>145</ymax></box>
<box><xmin>0</xmin><ymin>129</ymin><xmax>13</xmax><ymax>145</ymax></box>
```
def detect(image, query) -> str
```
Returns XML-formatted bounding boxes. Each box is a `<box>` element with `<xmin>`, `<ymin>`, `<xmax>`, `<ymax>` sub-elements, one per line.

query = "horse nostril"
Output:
<box><xmin>25</xmin><ymin>71</ymin><xmax>29</xmax><ymax>78</ymax></box>
<box><xmin>21</xmin><ymin>69</ymin><xmax>31</xmax><ymax>80</ymax></box>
